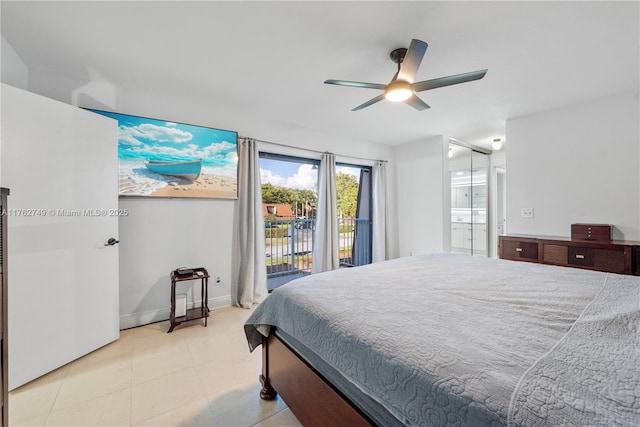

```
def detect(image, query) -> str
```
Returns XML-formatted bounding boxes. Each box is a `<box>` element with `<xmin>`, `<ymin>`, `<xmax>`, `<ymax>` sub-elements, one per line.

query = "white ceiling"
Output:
<box><xmin>2</xmin><ymin>1</ymin><xmax>638</xmax><ymax>149</ymax></box>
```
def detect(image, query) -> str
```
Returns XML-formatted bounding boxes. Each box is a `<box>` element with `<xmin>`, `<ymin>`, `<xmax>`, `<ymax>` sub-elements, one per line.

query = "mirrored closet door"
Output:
<box><xmin>449</xmin><ymin>142</ymin><xmax>489</xmax><ymax>256</ymax></box>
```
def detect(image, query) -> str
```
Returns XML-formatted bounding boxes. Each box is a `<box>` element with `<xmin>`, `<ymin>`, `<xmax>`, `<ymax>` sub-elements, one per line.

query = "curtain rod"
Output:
<box><xmin>240</xmin><ymin>135</ymin><xmax>388</xmax><ymax>164</ymax></box>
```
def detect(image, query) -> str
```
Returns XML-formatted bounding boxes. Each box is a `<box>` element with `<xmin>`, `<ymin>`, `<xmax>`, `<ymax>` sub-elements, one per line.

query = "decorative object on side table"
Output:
<box><xmin>570</xmin><ymin>223</ymin><xmax>612</xmax><ymax>241</ymax></box>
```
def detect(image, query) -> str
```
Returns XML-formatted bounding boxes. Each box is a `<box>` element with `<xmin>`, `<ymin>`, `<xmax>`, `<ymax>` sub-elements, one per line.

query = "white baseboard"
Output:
<box><xmin>119</xmin><ymin>295</ymin><xmax>232</xmax><ymax>330</ymax></box>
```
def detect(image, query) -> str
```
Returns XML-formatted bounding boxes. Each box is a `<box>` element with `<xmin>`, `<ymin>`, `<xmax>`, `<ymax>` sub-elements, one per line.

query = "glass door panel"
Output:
<box><xmin>470</xmin><ymin>150</ymin><xmax>488</xmax><ymax>256</ymax></box>
<box><xmin>449</xmin><ymin>142</ymin><xmax>488</xmax><ymax>256</ymax></box>
<box><xmin>450</xmin><ymin>144</ymin><xmax>472</xmax><ymax>254</ymax></box>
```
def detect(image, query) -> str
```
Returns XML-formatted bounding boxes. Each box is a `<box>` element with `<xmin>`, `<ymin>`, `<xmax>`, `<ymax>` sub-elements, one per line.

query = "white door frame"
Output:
<box><xmin>490</xmin><ymin>165</ymin><xmax>507</xmax><ymax>258</ymax></box>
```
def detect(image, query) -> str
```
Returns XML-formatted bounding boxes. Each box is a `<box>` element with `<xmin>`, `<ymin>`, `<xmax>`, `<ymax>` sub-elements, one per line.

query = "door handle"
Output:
<box><xmin>104</xmin><ymin>238</ymin><xmax>119</xmax><ymax>246</ymax></box>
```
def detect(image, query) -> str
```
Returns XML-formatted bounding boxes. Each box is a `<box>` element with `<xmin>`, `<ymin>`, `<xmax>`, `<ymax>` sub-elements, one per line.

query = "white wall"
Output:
<box><xmin>0</xmin><ymin>35</ymin><xmax>28</xmax><ymax>91</ymax></box>
<box><xmin>0</xmin><ymin>35</ymin><xmax>29</xmax><ymax>181</ymax></box>
<box><xmin>506</xmin><ymin>91</ymin><xmax>640</xmax><ymax>240</ymax></box>
<box><xmin>394</xmin><ymin>136</ymin><xmax>447</xmax><ymax>257</ymax></box>
<box><xmin>9</xmin><ymin>62</ymin><xmax>395</xmax><ymax>328</ymax></box>
<box><xmin>117</xmin><ymin>198</ymin><xmax>237</xmax><ymax>327</ymax></box>
<box><xmin>490</xmin><ymin>150</ymin><xmax>507</xmax><ymax>173</ymax></box>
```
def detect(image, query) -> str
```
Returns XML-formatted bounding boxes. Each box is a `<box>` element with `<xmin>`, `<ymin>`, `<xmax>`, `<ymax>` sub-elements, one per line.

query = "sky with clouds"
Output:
<box><xmin>259</xmin><ymin>158</ymin><xmax>361</xmax><ymax>191</ymax></box>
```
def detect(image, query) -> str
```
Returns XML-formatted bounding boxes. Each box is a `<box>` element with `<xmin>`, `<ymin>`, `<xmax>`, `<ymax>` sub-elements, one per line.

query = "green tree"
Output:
<box><xmin>336</xmin><ymin>173</ymin><xmax>359</xmax><ymax>217</ymax></box>
<box><xmin>261</xmin><ymin>184</ymin><xmax>319</xmax><ymax>218</ymax></box>
<box><xmin>261</xmin><ymin>183</ymin><xmax>291</xmax><ymax>204</ymax></box>
<box><xmin>290</xmin><ymin>189</ymin><xmax>317</xmax><ymax>217</ymax></box>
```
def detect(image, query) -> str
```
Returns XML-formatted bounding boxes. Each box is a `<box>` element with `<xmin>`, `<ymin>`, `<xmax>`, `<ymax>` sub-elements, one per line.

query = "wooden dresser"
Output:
<box><xmin>499</xmin><ymin>234</ymin><xmax>640</xmax><ymax>276</ymax></box>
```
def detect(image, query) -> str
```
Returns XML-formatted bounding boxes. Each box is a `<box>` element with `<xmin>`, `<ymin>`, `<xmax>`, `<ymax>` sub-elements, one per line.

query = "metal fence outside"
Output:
<box><xmin>265</xmin><ymin>218</ymin><xmax>371</xmax><ymax>279</ymax></box>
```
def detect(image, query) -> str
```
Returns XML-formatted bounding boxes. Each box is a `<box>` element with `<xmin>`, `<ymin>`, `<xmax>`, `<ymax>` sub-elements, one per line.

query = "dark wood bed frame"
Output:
<box><xmin>259</xmin><ymin>333</ymin><xmax>374</xmax><ymax>426</ymax></box>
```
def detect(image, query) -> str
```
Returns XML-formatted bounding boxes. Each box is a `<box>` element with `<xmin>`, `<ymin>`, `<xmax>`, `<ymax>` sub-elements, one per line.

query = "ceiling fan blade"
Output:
<box><xmin>413</xmin><ymin>69</ymin><xmax>488</xmax><ymax>92</ymax></box>
<box><xmin>404</xmin><ymin>94</ymin><xmax>430</xmax><ymax>111</ymax></box>
<box><xmin>351</xmin><ymin>94</ymin><xmax>386</xmax><ymax>111</ymax></box>
<box><xmin>324</xmin><ymin>79</ymin><xmax>387</xmax><ymax>90</ymax></box>
<box><xmin>396</xmin><ymin>39</ymin><xmax>428</xmax><ymax>83</ymax></box>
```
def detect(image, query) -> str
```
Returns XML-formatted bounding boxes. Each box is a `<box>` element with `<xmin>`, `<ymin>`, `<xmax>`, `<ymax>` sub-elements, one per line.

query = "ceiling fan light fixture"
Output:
<box><xmin>384</xmin><ymin>80</ymin><xmax>413</xmax><ymax>102</ymax></box>
<box><xmin>325</xmin><ymin>39</ymin><xmax>487</xmax><ymax>111</ymax></box>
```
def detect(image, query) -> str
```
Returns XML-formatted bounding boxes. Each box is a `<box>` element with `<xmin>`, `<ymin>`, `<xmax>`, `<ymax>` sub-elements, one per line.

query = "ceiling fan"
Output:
<box><xmin>324</xmin><ymin>39</ymin><xmax>487</xmax><ymax>111</ymax></box>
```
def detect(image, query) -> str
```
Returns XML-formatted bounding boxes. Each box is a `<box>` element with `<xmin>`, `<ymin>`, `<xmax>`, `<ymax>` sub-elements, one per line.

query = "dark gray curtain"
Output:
<box><xmin>352</xmin><ymin>168</ymin><xmax>371</xmax><ymax>266</ymax></box>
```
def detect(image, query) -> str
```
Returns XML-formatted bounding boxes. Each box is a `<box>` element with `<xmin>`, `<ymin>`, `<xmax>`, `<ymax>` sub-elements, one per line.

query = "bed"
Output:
<box><xmin>244</xmin><ymin>253</ymin><xmax>640</xmax><ymax>426</ymax></box>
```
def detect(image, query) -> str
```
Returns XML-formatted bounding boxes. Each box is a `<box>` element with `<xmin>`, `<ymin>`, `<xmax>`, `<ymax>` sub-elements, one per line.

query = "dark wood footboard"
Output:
<box><xmin>261</xmin><ymin>333</ymin><xmax>373</xmax><ymax>426</ymax></box>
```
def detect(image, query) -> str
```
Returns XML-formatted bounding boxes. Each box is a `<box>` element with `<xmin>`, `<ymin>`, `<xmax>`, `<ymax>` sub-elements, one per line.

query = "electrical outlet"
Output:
<box><xmin>216</xmin><ymin>276</ymin><xmax>221</xmax><ymax>283</ymax></box>
<box><xmin>521</xmin><ymin>208</ymin><xmax>534</xmax><ymax>218</ymax></box>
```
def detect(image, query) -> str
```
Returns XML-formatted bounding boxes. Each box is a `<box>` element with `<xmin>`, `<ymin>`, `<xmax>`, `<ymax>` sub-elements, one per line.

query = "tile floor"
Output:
<box><xmin>8</xmin><ymin>306</ymin><xmax>302</xmax><ymax>426</ymax></box>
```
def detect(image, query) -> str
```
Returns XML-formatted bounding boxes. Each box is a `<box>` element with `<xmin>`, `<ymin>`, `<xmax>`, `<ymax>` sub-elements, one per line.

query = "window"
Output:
<box><xmin>259</xmin><ymin>152</ymin><xmax>372</xmax><ymax>290</ymax></box>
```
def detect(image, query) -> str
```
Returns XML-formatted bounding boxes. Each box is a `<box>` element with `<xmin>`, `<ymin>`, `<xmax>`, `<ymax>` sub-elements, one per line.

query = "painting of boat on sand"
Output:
<box><xmin>88</xmin><ymin>110</ymin><xmax>237</xmax><ymax>199</ymax></box>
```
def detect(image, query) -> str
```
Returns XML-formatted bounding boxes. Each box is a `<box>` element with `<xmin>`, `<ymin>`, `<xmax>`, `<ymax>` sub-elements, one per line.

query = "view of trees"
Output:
<box><xmin>261</xmin><ymin>183</ymin><xmax>298</xmax><ymax>205</ymax></box>
<box><xmin>262</xmin><ymin>183</ymin><xmax>317</xmax><ymax>218</ymax></box>
<box><xmin>336</xmin><ymin>173</ymin><xmax>359</xmax><ymax>217</ymax></box>
<box><xmin>261</xmin><ymin>172</ymin><xmax>360</xmax><ymax>218</ymax></box>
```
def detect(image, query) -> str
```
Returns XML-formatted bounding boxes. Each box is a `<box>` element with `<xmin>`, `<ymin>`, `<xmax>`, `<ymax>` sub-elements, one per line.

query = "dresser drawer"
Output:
<box><xmin>567</xmin><ymin>246</ymin><xmax>594</xmax><ymax>267</ymax></box>
<box><xmin>568</xmin><ymin>246</ymin><xmax>626</xmax><ymax>274</ymax></box>
<box><xmin>543</xmin><ymin>244</ymin><xmax>568</xmax><ymax>264</ymax></box>
<box><xmin>501</xmin><ymin>238</ymin><xmax>538</xmax><ymax>261</ymax></box>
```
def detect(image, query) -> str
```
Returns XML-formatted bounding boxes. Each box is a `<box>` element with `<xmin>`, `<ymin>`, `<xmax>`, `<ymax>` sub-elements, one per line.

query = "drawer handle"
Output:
<box><xmin>575</xmin><ymin>254</ymin><xmax>585</xmax><ymax>259</ymax></box>
<box><xmin>515</xmin><ymin>248</ymin><xmax>523</xmax><ymax>252</ymax></box>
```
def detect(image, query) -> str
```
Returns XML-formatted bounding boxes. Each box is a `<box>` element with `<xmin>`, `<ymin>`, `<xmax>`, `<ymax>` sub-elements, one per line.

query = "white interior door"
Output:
<box><xmin>0</xmin><ymin>84</ymin><xmax>119</xmax><ymax>389</ymax></box>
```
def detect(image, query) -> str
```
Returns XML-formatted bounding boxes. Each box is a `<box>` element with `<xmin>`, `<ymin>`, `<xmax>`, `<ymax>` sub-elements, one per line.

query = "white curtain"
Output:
<box><xmin>235</xmin><ymin>137</ymin><xmax>268</xmax><ymax>308</ymax></box>
<box><xmin>311</xmin><ymin>152</ymin><xmax>339</xmax><ymax>273</ymax></box>
<box><xmin>372</xmin><ymin>160</ymin><xmax>388</xmax><ymax>262</ymax></box>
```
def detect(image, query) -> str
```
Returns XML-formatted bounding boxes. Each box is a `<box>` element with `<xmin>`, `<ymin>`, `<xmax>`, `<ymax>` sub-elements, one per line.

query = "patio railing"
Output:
<box><xmin>265</xmin><ymin>218</ymin><xmax>371</xmax><ymax>279</ymax></box>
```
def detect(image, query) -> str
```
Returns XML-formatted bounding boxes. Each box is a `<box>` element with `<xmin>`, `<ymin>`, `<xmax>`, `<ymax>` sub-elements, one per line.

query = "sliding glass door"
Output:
<box><xmin>449</xmin><ymin>142</ymin><xmax>488</xmax><ymax>256</ymax></box>
<box><xmin>259</xmin><ymin>153</ymin><xmax>372</xmax><ymax>291</ymax></box>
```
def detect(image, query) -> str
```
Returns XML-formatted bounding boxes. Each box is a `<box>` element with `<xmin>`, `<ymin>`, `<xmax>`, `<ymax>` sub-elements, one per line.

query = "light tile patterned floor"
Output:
<box><xmin>9</xmin><ymin>307</ymin><xmax>302</xmax><ymax>426</ymax></box>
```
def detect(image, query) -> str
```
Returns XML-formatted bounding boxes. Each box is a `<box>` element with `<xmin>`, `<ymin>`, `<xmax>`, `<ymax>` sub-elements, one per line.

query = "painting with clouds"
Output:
<box><xmin>89</xmin><ymin>110</ymin><xmax>238</xmax><ymax>199</ymax></box>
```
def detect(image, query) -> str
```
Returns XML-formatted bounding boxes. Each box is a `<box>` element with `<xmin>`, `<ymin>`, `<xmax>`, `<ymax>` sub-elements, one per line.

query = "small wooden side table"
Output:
<box><xmin>168</xmin><ymin>267</ymin><xmax>209</xmax><ymax>333</ymax></box>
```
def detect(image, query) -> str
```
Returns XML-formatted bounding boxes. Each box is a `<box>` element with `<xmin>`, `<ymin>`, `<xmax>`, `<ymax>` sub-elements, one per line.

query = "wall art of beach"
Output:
<box><xmin>89</xmin><ymin>110</ymin><xmax>238</xmax><ymax>198</ymax></box>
